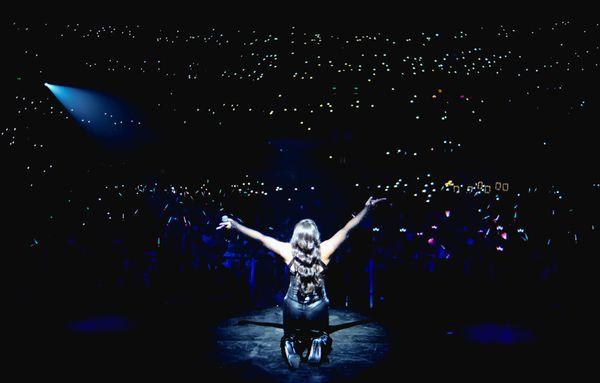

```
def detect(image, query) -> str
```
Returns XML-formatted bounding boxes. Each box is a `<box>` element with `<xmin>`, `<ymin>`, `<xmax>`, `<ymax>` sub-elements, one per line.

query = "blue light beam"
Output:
<box><xmin>44</xmin><ymin>83</ymin><xmax>150</xmax><ymax>148</ymax></box>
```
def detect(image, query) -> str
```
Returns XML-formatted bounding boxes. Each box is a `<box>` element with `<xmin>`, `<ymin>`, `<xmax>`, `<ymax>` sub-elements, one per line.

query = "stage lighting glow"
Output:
<box><xmin>44</xmin><ymin>83</ymin><xmax>150</xmax><ymax>148</ymax></box>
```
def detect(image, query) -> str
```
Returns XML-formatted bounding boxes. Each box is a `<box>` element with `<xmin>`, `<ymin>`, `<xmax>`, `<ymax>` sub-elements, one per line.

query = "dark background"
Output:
<box><xmin>11</xmin><ymin>16</ymin><xmax>598</xmax><ymax>378</ymax></box>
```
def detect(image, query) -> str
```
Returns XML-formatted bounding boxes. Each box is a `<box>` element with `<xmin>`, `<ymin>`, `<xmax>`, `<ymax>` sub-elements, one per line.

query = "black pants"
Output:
<box><xmin>281</xmin><ymin>296</ymin><xmax>332</xmax><ymax>359</ymax></box>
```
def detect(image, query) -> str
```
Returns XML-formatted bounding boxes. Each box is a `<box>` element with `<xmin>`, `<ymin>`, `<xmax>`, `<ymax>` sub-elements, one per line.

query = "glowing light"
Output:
<box><xmin>44</xmin><ymin>83</ymin><xmax>150</xmax><ymax>147</ymax></box>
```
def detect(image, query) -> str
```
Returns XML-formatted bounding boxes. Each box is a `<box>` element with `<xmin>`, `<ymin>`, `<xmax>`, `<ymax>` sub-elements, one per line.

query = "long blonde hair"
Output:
<box><xmin>290</xmin><ymin>219</ymin><xmax>325</xmax><ymax>296</ymax></box>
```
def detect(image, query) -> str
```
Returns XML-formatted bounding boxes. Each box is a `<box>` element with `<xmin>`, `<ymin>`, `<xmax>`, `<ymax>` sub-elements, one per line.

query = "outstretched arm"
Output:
<box><xmin>320</xmin><ymin>197</ymin><xmax>386</xmax><ymax>263</ymax></box>
<box><xmin>217</xmin><ymin>218</ymin><xmax>292</xmax><ymax>263</ymax></box>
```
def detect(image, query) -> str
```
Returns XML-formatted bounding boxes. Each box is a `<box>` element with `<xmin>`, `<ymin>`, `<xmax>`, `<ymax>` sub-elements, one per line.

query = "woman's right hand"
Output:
<box><xmin>365</xmin><ymin>196</ymin><xmax>387</xmax><ymax>210</ymax></box>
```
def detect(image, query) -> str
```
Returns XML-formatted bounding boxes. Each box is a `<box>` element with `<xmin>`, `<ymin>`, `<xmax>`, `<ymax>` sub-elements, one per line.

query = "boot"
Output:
<box><xmin>282</xmin><ymin>337</ymin><xmax>301</xmax><ymax>369</ymax></box>
<box><xmin>307</xmin><ymin>333</ymin><xmax>331</xmax><ymax>365</ymax></box>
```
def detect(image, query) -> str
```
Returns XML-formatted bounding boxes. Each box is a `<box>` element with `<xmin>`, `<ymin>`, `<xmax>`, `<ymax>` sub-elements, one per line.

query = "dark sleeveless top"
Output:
<box><xmin>285</xmin><ymin>256</ymin><xmax>329</xmax><ymax>304</ymax></box>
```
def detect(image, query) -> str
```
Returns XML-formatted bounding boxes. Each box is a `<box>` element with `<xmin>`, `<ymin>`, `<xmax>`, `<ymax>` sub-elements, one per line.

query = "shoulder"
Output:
<box><xmin>282</xmin><ymin>242</ymin><xmax>293</xmax><ymax>264</ymax></box>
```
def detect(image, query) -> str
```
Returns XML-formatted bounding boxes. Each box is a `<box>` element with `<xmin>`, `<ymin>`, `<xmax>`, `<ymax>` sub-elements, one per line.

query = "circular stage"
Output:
<box><xmin>213</xmin><ymin>306</ymin><xmax>391</xmax><ymax>382</ymax></box>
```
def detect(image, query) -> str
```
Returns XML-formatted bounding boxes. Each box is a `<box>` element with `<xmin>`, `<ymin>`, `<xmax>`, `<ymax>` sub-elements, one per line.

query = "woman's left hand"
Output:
<box><xmin>216</xmin><ymin>219</ymin><xmax>233</xmax><ymax>230</ymax></box>
<box><xmin>217</xmin><ymin>221</ymin><xmax>231</xmax><ymax>230</ymax></box>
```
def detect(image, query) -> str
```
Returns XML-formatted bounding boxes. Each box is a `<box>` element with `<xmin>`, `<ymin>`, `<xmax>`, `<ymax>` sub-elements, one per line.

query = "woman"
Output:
<box><xmin>216</xmin><ymin>196</ymin><xmax>386</xmax><ymax>368</ymax></box>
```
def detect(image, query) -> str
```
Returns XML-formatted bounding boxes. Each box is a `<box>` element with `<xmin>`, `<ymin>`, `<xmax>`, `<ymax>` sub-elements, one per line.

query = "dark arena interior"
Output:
<box><xmin>11</xmin><ymin>15</ymin><xmax>598</xmax><ymax>380</ymax></box>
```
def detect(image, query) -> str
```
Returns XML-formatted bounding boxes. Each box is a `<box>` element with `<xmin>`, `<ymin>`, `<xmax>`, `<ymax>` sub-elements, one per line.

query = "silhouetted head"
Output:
<box><xmin>290</xmin><ymin>219</ymin><xmax>324</xmax><ymax>296</ymax></box>
<box><xmin>291</xmin><ymin>218</ymin><xmax>321</xmax><ymax>253</ymax></box>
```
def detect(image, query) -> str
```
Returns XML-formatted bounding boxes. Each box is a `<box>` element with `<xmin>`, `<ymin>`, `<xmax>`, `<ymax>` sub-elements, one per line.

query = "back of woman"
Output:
<box><xmin>216</xmin><ymin>196</ymin><xmax>386</xmax><ymax>369</ymax></box>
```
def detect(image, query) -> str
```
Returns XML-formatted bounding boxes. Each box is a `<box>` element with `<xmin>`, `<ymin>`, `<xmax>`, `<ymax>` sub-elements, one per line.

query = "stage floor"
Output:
<box><xmin>21</xmin><ymin>302</ymin><xmax>559</xmax><ymax>380</ymax></box>
<box><xmin>213</xmin><ymin>306</ymin><xmax>391</xmax><ymax>382</ymax></box>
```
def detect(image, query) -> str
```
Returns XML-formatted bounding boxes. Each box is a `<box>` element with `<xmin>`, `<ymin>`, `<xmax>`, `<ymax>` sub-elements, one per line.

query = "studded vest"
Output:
<box><xmin>285</xmin><ymin>255</ymin><xmax>329</xmax><ymax>304</ymax></box>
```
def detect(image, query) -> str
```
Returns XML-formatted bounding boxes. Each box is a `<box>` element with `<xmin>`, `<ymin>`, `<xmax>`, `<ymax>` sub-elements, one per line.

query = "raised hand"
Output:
<box><xmin>216</xmin><ymin>215</ymin><xmax>235</xmax><ymax>230</ymax></box>
<box><xmin>365</xmin><ymin>196</ymin><xmax>387</xmax><ymax>210</ymax></box>
<box><xmin>216</xmin><ymin>221</ymin><xmax>232</xmax><ymax>230</ymax></box>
